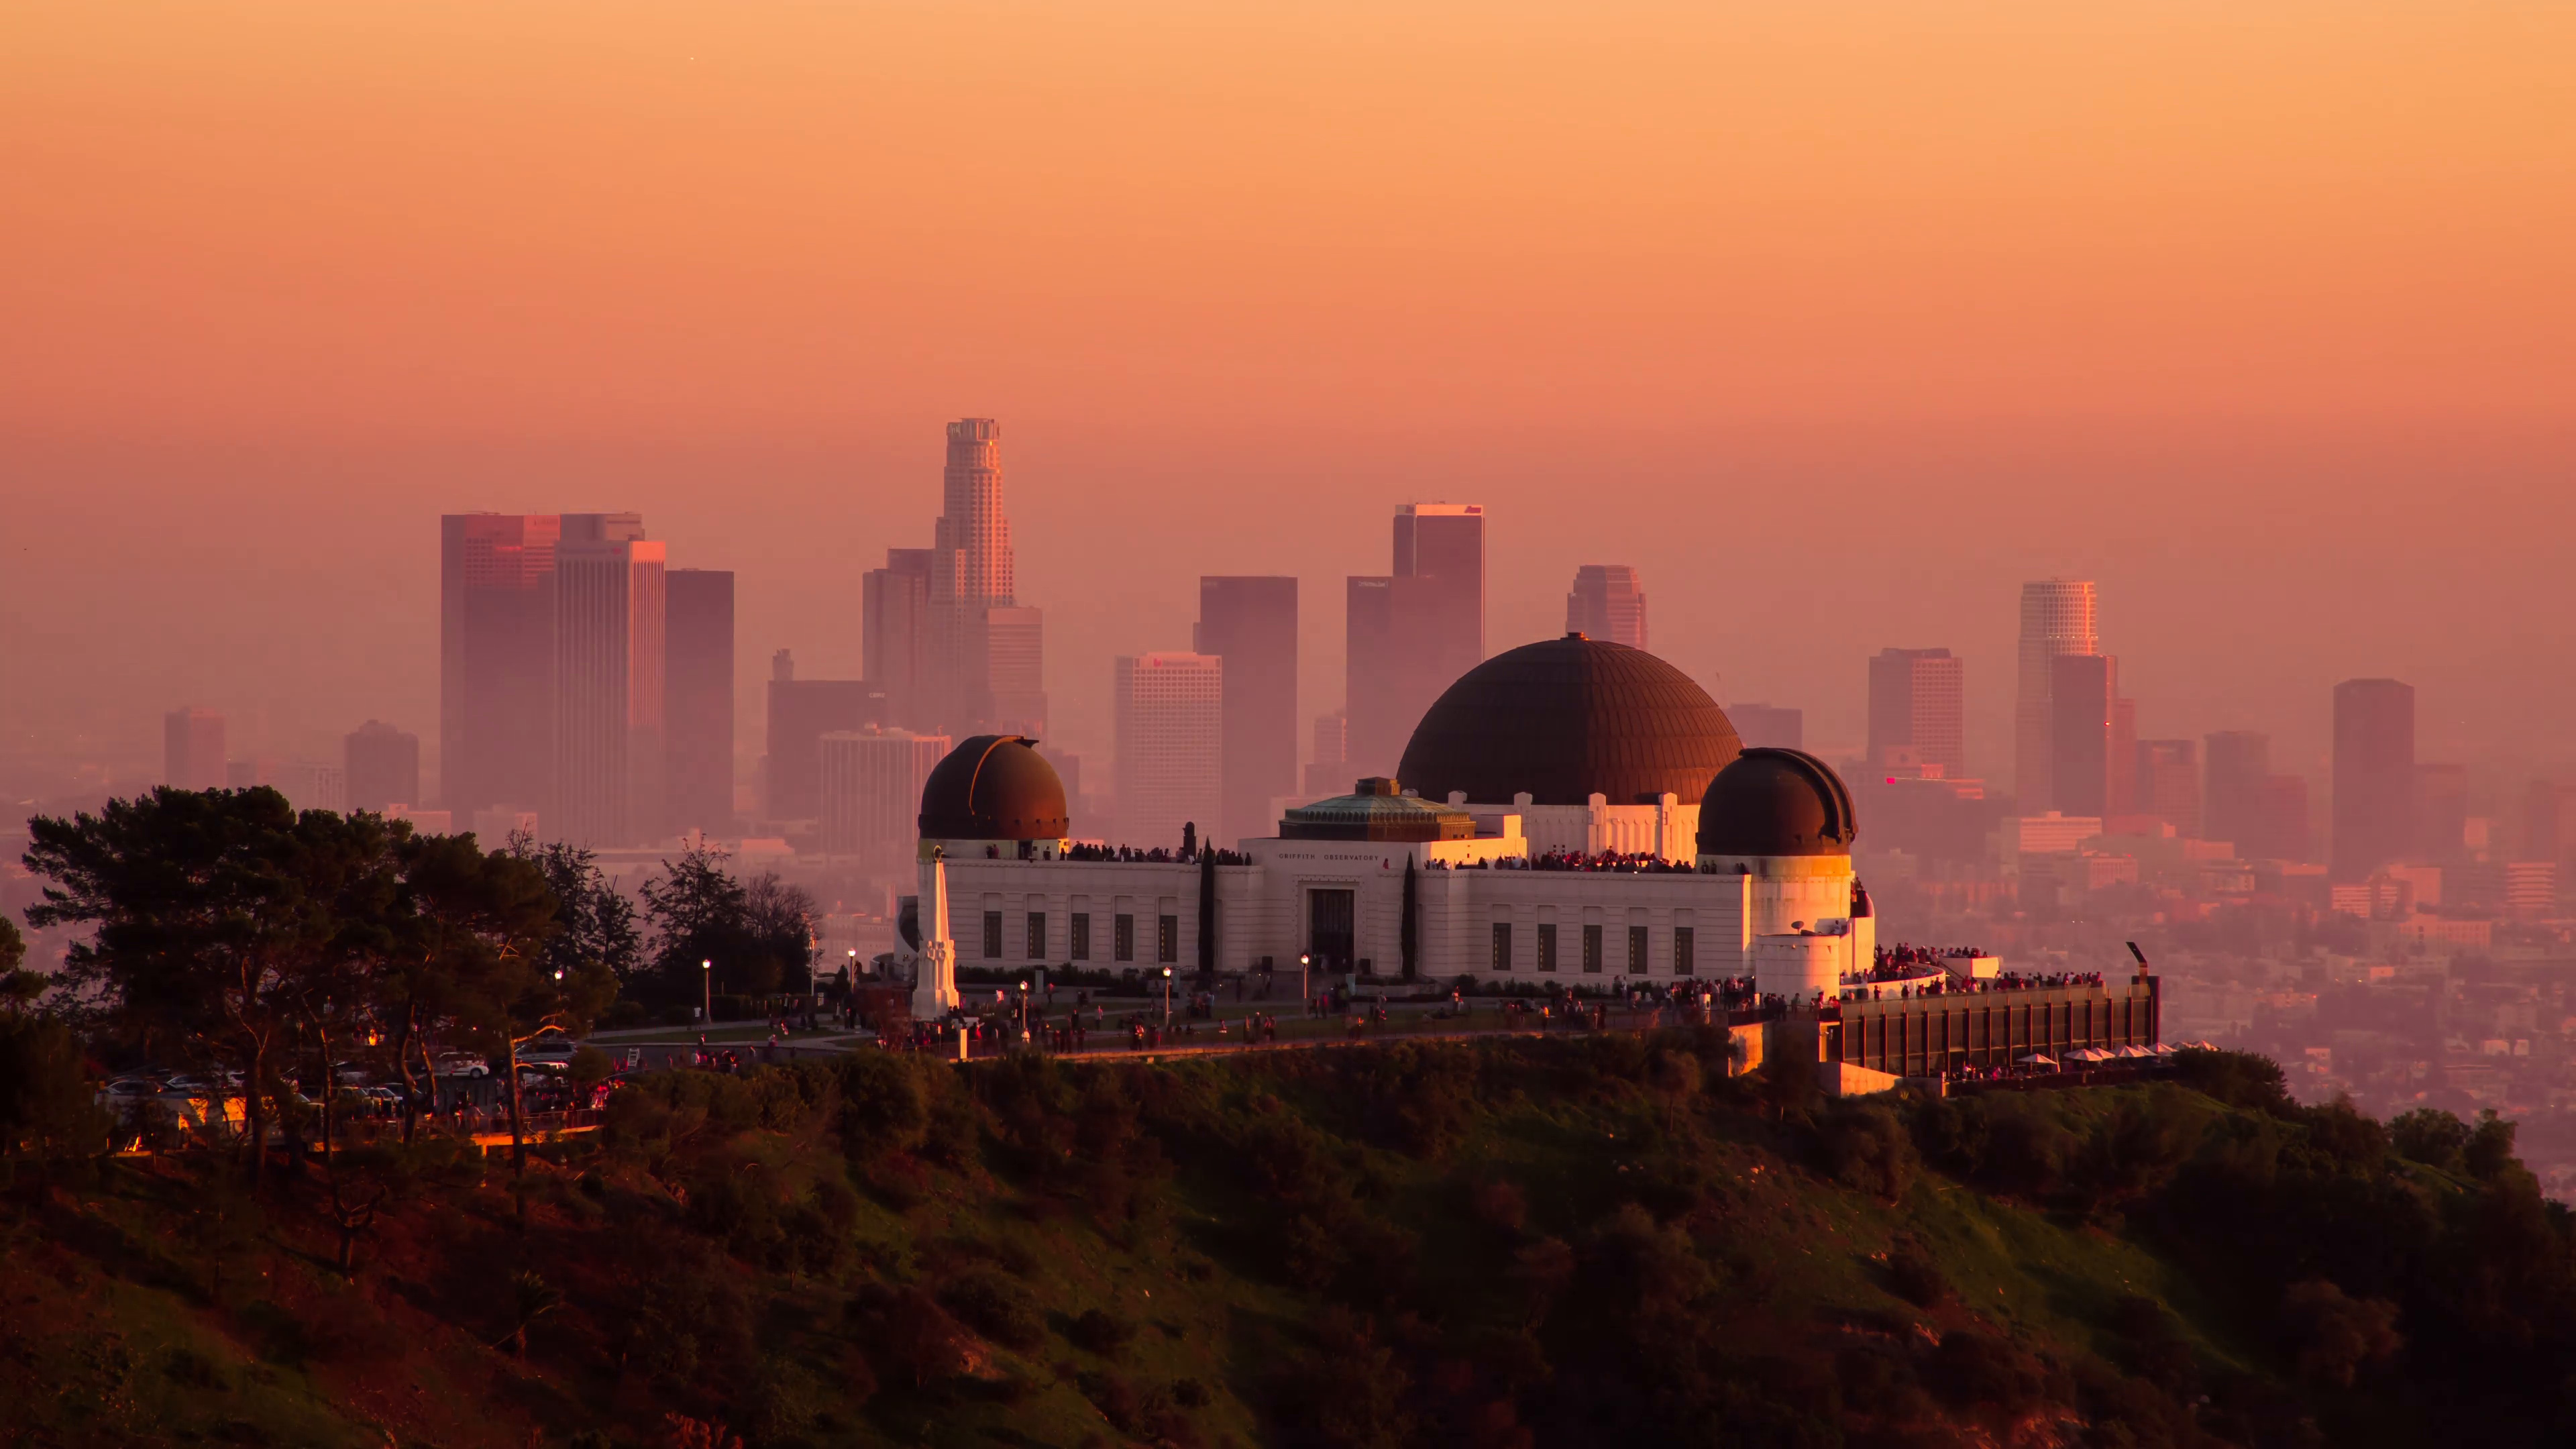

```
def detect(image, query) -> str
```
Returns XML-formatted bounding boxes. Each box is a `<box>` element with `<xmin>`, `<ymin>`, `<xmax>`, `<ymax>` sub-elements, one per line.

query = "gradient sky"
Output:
<box><xmin>4</xmin><ymin>3</ymin><xmax>2571</xmax><ymax>798</ymax></box>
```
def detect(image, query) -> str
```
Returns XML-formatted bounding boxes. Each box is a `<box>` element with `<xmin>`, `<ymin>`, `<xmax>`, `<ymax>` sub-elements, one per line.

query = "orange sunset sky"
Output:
<box><xmin>3</xmin><ymin>3</ymin><xmax>2572</xmax><ymax>792</ymax></box>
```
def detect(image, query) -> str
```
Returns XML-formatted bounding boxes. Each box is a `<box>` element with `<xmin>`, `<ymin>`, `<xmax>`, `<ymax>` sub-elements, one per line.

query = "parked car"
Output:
<box><xmin>435</xmin><ymin>1053</ymin><xmax>490</xmax><ymax>1079</ymax></box>
<box><xmin>331</xmin><ymin>1061</ymin><xmax>371</xmax><ymax>1086</ymax></box>
<box><xmin>519</xmin><ymin>1033</ymin><xmax>578</xmax><ymax>1065</ymax></box>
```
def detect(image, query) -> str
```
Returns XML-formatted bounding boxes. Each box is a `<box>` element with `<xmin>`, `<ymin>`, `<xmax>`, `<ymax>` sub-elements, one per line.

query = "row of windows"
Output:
<box><xmin>980</xmin><ymin>910</ymin><xmax>1178</xmax><ymax>964</ymax></box>
<box><xmin>1489</xmin><ymin>922</ymin><xmax>1696</xmax><ymax>976</ymax></box>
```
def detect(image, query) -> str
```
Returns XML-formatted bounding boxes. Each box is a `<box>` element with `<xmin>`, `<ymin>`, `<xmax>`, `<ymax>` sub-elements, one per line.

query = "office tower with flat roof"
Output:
<box><xmin>1304</xmin><ymin>710</ymin><xmax>1350</xmax><ymax>797</ymax></box>
<box><xmin>1866</xmin><ymin>647</ymin><xmax>1965</xmax><ymax>777</ymax></box>
<box><xmin>1114</xmin><ymin>653</ymin><xmax>1223</xmax><ymax>853</ymax></box>
<box><xmin>2414</xmin><ymin>763</ymin><xmax>2469</xmax><ymax>861</ymax></box>
<box><xmin>2108</xmin><ymin>696</ymin><xmax>2139</xmax><ymax>817</ymax></box>
<box><xmin>2524</xmin><ymin>780</ymin><xmax>2576</xmax><ymax>863</ymax></box>
<box><xmin>551</xmin><ymin>515</ymin><xmax>663</xmax><ymax>847</ymax></box>
<box><xmin>2135</xmin><ymin>739</ymin><xmax>2200</xmax><ymax>837</ymax></box>
<box><xmin>665</xmin><ymin>568</ymin><xmax>735</xmax><ymax>837</ymax></box>
<box><xmin>344</xmin><ymin>720</ymin><xmax>421</xmax><ymax>814</ymax></box>
<box><xmin>1564</xmin><ymin>565</ymin><xmax>1648</xmax><ymax>650</ymax></box>
<box><xmin>1731</xmin><ymin>703</ymin><xmax>1804</xmax><ymax>751</ymax></box>
<box><xmin>440</xmin><ymin>513</ymin><xmax>564</xmax><ymax>815</ymax></box>
<box><xmin>819</xmin><ymin>728</ymin><xmax>951</xmax><ymax>869</ymax></box>
<box><xmin>1346</xmin><ymin>502</ymin><xmax>1483</xmax><ymax>773</ymax></box>
<box><xmin>2333</xmin><ymin>678</ymin><xmax>2416</xmax><ymax>879</ymax></box>
<box><xmin>981</xmin><ymin>605</ymin><xmax>1049</xmax><ymax>739</ymax></box>
<box><xmin>2203</xmin><ymin>730</ymin><xmax>2270</xmax><ymax>851</ymax></box>
<box><xmin>164</xmin><ymin>707</ymin><xmax>226</xmax><ymax>790</ymax></box>
<box><xmin>1195</xmin><ymin>576</ymin><xmax>1299</xmax><ymax>845</ymax></box>
<box><xmin>2253</xmin><ymin>774</ymin><xmax>2312</xmax><ymax>861</ymax></box>
<box><xmin>863</xmin><ymin>547</ymin><xmax>934</xmax><ymax>728</ymax></box>
<box><xmin>763</xmin><ymin>651</ymin><xmax>889</xmax><ymax>825</ymax></box>
<box><xmin>926</xmin><ymin>419</ymin><xmax>1046</xmax><ymax>738</ymax></box>
<box><xmin>2014</xmin><ymin>580</ymin><xmax>2099</xmax><ymax>808</ymax></box>
<box><xmin>2048</xmin><ymin>654</ymin><xmax>2118</xmax><ymax>818</ymax></box>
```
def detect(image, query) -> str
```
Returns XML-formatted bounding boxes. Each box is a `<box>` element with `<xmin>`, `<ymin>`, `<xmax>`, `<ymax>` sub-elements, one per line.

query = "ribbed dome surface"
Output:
<box><xmin>1282</xmin><ymin>778</ymin><xmax>1476</xmax><ymax>842</ymax></box>
<box><xmin>1696</xmin><ymin>747</ymin><xmax>1858</xmax><ymax>857</ymax></box>
<box><xmin>917</xmin><ymin>735</ymin><xmax>1069</xmax><ymax>841</ymax></box>
<box><xmin>1395</xmin><ymin>635</ymin><xmax>1742</xmax><ymax>807</ymax></box>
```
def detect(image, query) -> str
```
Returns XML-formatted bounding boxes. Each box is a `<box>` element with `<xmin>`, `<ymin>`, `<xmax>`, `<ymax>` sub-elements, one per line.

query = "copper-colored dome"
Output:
<box><xmin>1697</xmin><ymin>747</ymin><xmax>1857</xmax><ymax>857</ymax></box>
<box><xmin>917</xmin><ymin>735</ymin><xmax>1069</xmax><ymax>841</ymax></box>
<box><xmin>1394</xmin><ymin>635</ymin><xmax>1741</xmax><ymax>807</ymax></box>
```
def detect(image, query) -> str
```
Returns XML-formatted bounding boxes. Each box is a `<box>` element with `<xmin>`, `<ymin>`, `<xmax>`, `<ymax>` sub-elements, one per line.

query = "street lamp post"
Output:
<box><xmin>1018</xmin><ymin>979</ymin><xmax>1030</xmax><ymax>1042</ymax></box>
<box><xmin>1299</xmin><ymin>953</ymin><xmax>1311</xmax><ymax>1012</ymax></box>
<box><xmin>1161</xmin><ymin>966</ymin><xmax>1174</xmax><ymax>1027</ymax></box>
<box><xmin>701</xmin><ymin>958</ymin><xmax>712</xmax><ymax>1023</ymax></box>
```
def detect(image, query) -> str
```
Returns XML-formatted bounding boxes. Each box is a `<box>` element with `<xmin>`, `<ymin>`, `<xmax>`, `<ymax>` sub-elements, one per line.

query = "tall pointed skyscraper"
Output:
<box><xmin>925</xmin><ymin>419</ymin><xmax>1045</xmax><ymax>738</ymax></box>
<box><xmin>2013</xmin><ymin>580</ymin><xmax>2098</xmax><ymax>808</ymax></box>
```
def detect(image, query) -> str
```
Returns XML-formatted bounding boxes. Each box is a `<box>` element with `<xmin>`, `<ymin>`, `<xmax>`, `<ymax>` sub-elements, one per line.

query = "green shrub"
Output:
<box><xmin>1069</xmin><ymin>1307</ymin><xmax>1138</xmax><ymax>1359</ymax></box>
<box><xmin>937</xmin><ymin>1268</ymin><xmax>1044</xmax><ymax>1352</ymax></box>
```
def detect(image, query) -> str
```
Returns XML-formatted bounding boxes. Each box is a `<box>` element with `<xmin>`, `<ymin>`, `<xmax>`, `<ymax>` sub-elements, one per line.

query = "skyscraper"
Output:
<box><xmin>1114</xmin><ymin>653</ymin><xmax>1223</xmax><ymax>852</ymax></box>
<box><xmin>1195</xmin><ymin>576</ymin><xmax>1299</xmax><ymax>845</ymax></box>
<box><xmin>764</xmin><ymin>651</ymin><xmax>888</xmax><ymax>824</ymax></box>
<box><xmin>1865</xmin><ymin>648</ymin><xmax>1965</xmax><ymax>777</ymax></box>
<box><xmin>2524</xmin><ymin>780</ymin><xmax>2576</xmax><ymax>863</ymax></box>
<box><xmin>2014</xmin><ymin>580</ymin><xmax>2099</xmax><ymax>808</ymax></box>
<box><xmin>1730</xmin><ymin>704</ymin><xmax>1804</xmax><ymax>751</ymax></box>
<box><xmin>2414</xmin><ymin>763</ymin><xmax>2469</xmax><ymax>861</ymax></box>
<box><xmin>2203</xmin><ymin>730</ymin><xmax>2271</xmax><ymax>851</ymax></box>
<box><xmin>344</xmin><ymin>720</ymin><xmax>421</xmax><ymax>814</ymax></box>
<box><xmin>2332</xmin><ymin>678</ymin><xmax>2416</xmax><ymax>879</ymax></box>
<box><xmin>1346</xmin><ymin>503</ymin><xmax>1483</xmax><ymax>773</ymax></box>
<box><xmin>926</xmin><ymin>419</ymin><xmax>1046</xmax><ymax>738</ymax></box>
<box><xmin>2135</xmin><ymin>739</ymin><xmax>2200</xmax><ymax>837</ymax></box>
<box><xmin>862</xmin><ymin>547</ymin><xmax>933</xmax><ymax>728</ymax></box>
<box><xmin>441</xmin><ymin>513</ymin><xmax>563</xmax><ymax>816</ymax></box>
<box><xmin>818</xmin><ymin>728</ymin><xmax>951</xmax><ymax>869</ymax></box>
<box><xmin>1564</xmin><ymin>565</ymin><xmax>1648</xmax><ymax>649</ymax></box>
<box><xmin>2252</xmin><ymin>774</ymin><xmax>2312</xmax><ymax>862</ymax></box>
<box><xmin>2108</xmin><ymin>696</ymin><xmax>2139</xmax><ymax>818</ymax></box>
<box><xmin>2047</xmin><ymin>653</ymin><xmax>2118</xmax><ymax>818</ymax></box>
<box><xmin>665</xmin><ymin>568</ymin><xmax>735</xmax><ymax>837</ymax></box>
<box><xmin>1304</xmin><ymin>710</ymin><xmax>1349</xmax><ymax>797</ymax></box>
<box><xmin>551</xmin><ymin>515</ymin><xmax>664</xmax><ymax>847</ymax></box>
<box><xmin>164</xmin><ymin>707</ymin><xmax>226</xmax><ymax>790</ymax></box>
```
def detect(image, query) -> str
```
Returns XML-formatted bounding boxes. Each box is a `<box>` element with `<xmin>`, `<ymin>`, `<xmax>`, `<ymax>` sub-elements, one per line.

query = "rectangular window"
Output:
<box><xmin>1582</xmin><ymin>924</ymin><xmax>1604</xmax><ymax>973</ymax></box>
<box><xmin>1157</xmin><ymin>915</ymin><xmax>1179</xmax><ymax>963</ymax></box>
<box><xmin>1672</xmin><ymin>926</ymin><xmax>1695</xmax><ymax>977</ymax></box>
<box><xmin>1114</xmin><ymin>914</ymin><xmax>1135</xmax><ymax>963</ymax></box>
<box><xmin>1537</xmin><ymin>923</ymin><xmax>1558</xmax><ymax>972</ymax></box>
<box><xmin>1491</xmin><ymin>922</ymin><xmax>1512</xmax><ymax>972</ymax></box>
<box><xmin>1071</xmin><ymin>913</ymin><xmax>1091</xmax><ymax>962</ymax></box>
<box><xmin>1628</xmin><ymin>925</ymin><xmax>1650</xmax><ymax>974</ymax></box>
<box><xmin>981</xmin><ymin>911</ymin><xmax>1003</xmax><ymax>961</ymax></box>
<box><xmin>1026</xmin><ymin>912</ymin><xmax>1046</xmax><ymax>960</ymax></box>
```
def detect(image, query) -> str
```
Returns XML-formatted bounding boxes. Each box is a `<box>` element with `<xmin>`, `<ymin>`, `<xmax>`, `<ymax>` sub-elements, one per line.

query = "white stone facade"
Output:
<box><xmin>904</xmin><ymin>825</ymin><xmax>1858</xmax><ymax>989</ymax></box>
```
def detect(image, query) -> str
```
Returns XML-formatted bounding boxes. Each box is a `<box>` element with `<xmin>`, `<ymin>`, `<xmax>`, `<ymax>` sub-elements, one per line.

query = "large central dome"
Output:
<box><xmin>1394</xmin><ymin>635</ymin><xmax>1742</xmax><ymax>807</ymax></box>
<box><xmin>918</xmin><ymin>735</ymin><xmax>1069</xmax><ymax>841</ymax></box>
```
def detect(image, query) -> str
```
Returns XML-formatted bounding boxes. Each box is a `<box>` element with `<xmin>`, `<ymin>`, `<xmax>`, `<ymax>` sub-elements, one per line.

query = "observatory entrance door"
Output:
<box><xmin>1307</xmin><ymin>889</ymin><xmax>1355</xmax><ymax>973</ymax></box>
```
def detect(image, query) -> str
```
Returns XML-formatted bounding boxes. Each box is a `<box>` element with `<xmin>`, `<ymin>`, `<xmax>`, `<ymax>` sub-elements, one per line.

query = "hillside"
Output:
<box><xmin>3</xmin><ymin>1036</ymin><xmax>2571</xmax><ymax>1449</ymax></box>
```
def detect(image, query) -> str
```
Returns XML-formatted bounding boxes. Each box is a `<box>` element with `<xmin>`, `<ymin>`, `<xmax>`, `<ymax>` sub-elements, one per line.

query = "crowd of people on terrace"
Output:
<box><xmin>1434</xmin><ymin>849</ymin><xmax>1699</xmax><ymax>873</ymax></box>
<box><xmin>1059</xmin><ymin>843</ymin><xmax>1252</xmax><ymax>865</ymax></box>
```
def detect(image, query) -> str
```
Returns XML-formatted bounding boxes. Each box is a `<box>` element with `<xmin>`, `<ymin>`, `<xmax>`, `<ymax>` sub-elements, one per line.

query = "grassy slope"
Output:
<box><xmin>0</xmin><ymin>1040</ymin><xmax>2386</xmax><ymax>1448</ymax></box>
